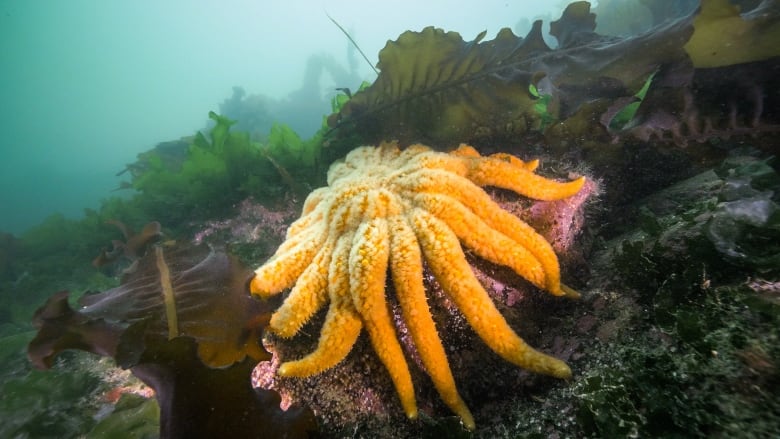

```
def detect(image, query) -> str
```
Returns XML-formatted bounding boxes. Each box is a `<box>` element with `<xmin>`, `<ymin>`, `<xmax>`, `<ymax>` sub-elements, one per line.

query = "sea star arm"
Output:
<box><xmin>252</xmin><ymin>188</ymin><xmax>363</xmax><ymax>299</ymax></box>
<box><xmin>452</xmin><ymin>188</ymin><xmax>580</xmax><ymax>297</ymax></box>
<box><xmin>491</xmin><ymin>154</ymin><xmax>539</xmax><ymax>171</ymax></box>
<box><xmin>389</xmin><ymin>213</ymin><xmax>475</xmax><ymax>430</ymax></box>
<box><xmin>267</xmin><ymin>239</ymin><xmax>334</xmax><ymax>338</ymax></box>
<box><xmin>277</xmin><ymin>296</ymin><xmax>362</xmax><ymax>377</ymax></box>
<box><xmin>277</xmin><ymin>234</ymin><xmax>362</xmax><ymax>377</ymax></box>
<box><xmin>350</xmin><ymin>215</ymin><xmax>418</xmax><ymax>420</ymax></box>
<box><xmin>467</xmin><ymin>156</ymin><xmax>586</xmax><ymax>201</ymax></box>
<box><xmin>412</xmin><ymin>208</ymin><xmax>572</xmax><ymax>379</ymax></box>
<box><xmin>452</xmin><ymin>193</ymin><xmax>579</xmax><ymax>297</ymax></box>
<box><xmin>280</xmin><ymin>195</ymin><xmax>328</xmax><ymax>244</ymax></box>
<box><xmin>250</xmin><ymin>223</ymin><xmax>326</xmax><ymax>298</ymax></box>
<box><xmin>451</xmin><ymin>144</ymin><xmax>539</xmax><ymax>172</ymax></box>
<box><xmin>402</xmin><ymin>170</ymin><xmax>569</xmax><ymax>296</ymax></box>
<box><xmin>266</xmin><ymin>192</ymin><xmax>371</xmax><ymax>333</ymax></box>
<box><xmin>283</xmin><ymin>207</ymin><xmax>324</xmax><ymax>242</ymax></box>
<box><xmin>413</xmin><ymin>192</ymin><xmax>547</xmax><ymax>290</ymax></box>
<box><xmin>300</xmin><ymin>187</ymin><xmax>328</xmax><ymax>216</ymax></box>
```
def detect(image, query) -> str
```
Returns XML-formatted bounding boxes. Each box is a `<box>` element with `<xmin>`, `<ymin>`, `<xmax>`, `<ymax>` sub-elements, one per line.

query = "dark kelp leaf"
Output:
<box><xmin>327</xmin><ymin>1</ymin><xmax>690</xmax><ymax>147</ymax></box>
<box><xmin>328</xmin><ymin>24</ymin><xmax>551</xmax><ymax>147</ymax></box>
<box><xmin>27</xmin><ymin>242</ymin><xmax>316</xmax><ymax>438</ymax></box>
<box><xmin>131</xmin><ymin>336</ymin><xmax>316</xmax><ymax>439</ymax></box>
<box><xmin>92</xmin><ymin>220</ymin><xmax>162</xmax><ymax>269</ymax></box>
<box><xmin>549</xmin><ymin>0</ymin><xmax>599</xmax><ymax>48</ymax></box>
<box><xmin>28</xmin><ymin>291</ymin><xmax>125</xmax><ymax>369</ymax></box>
<box><xmin>75</xmin><ymin>243</ymin><xmax>272</xmax><ymax>368</ymax></box>
<box><xmin>627</xmin><ymin>55</ymin><xmax>780</xmax><ymax>144</ymax></box>
<box><xmin>327</xmin><ymin>0</ymin><xmax>780</xmax><ymax>149</ymax></box>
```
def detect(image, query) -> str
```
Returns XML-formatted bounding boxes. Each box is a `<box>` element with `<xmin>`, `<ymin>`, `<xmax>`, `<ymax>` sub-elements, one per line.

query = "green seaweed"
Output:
<box><xmin>575</xmin><ymin>282</ymin><xmax>780</xmax><ymax>438</ymax></box>
<box><xmin>0</xmin><ymin>353</ymin><xmax>104</xmax><ymax>438</ymax></box>
<box><xmin>0</xmin><ymin>330</ymin><xmax>35</xmax><ymax>386</ymax></box>
<box><xmin>265</xmin><ymin>123</ymin><xmax>318</xmax><ymax>171</ymax></box>
<box><xmin>329</xmin><ymin>81</ymin><xmax>372</xmax><ymax>115</ymax></box>
<box><xmin>608</xmin><ymin>71</ymin><xmax>655</xmax><ymax>130</ymax></box>
<box><xmin>87</xmin><ymin>394</ymin><xmax>159</xmax><ymax>439</ymax></box>
<box><xmin>529</xmin><ymin>84</ymin><xmax>554</xmax><ymax>131</ymax></box>
<box><xmin>127</xmin><ymin>112</ymin><xmax>324</xmax><ymax>227</ymax></box>
<box><xmin>323</xmin><ymin>82</ymin><xmax>373</xmax><ymax>160</ymax></box>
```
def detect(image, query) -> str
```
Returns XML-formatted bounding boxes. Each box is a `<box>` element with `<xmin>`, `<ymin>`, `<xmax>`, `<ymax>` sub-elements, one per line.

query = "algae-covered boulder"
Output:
<box><xmin>577</xmin><ymin>154</ymin><xmax>780</xmax><ymax>437</ymax></box>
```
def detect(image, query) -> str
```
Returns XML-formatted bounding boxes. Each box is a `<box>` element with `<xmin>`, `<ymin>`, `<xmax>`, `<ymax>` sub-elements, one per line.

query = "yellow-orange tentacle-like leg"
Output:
<box><xmin>466</xmin><ymin>154</ymin><xmax>586</xmax><ymax>201</ymax></box>
<box><xmin>451</xmin><ymin>144</ymin><xmax>539</xmax><ymax>172</ymax></box>
<box><xmin>278</xmin><ymin>234</ymin><xmax>362</xmax><ymax>377</ymax></box>
<box><xmin>404</xmin><ymin>170</ymin><xmax>568</xmax><ymax>296</ymax></box>
<box><xmin>277</xmin><ymin>296</ymin><xmax>363</xmax><ymax>377</ymax></box>
<box><xmin>251</xmin><ymin>224</ymin><xmax>326</xmax><ymax>298</ymax></box>
<box><xmin>414</xmin><ymin>192</ymin><xmax>546</xmax><ymax>291</ymax></box>
<box><xmin>389</xmin><ymin>214</ymin><xmax>475</xmax><ymax>430</ymax></box>
<box><xmin>412</xmin><ymin>209</ymin><xmax>572</xmax><ymax>379</ymax></box>
<box><xmin>268</xmin><ymin>239</ymin><xmax>334</xmax><ymax>338</ymax></box>
<box><xmin>350</xmin><ymin>217</ymin><xmax>418</xmax><ymax>420</ymax></box>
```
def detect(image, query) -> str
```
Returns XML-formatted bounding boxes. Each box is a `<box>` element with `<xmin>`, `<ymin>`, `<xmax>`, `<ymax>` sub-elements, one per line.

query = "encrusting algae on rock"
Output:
<box><xmin>251</xmin><ymin>142</ymin><xmax>585</xmax><ymax>429</ymax></box>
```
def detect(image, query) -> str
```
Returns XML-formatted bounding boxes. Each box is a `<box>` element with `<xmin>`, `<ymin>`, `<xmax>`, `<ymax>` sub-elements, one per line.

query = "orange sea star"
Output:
<box><xmin>251</xmin><ymin>143</ymin><xmax>585</xmax><ymax>429</ymax></box>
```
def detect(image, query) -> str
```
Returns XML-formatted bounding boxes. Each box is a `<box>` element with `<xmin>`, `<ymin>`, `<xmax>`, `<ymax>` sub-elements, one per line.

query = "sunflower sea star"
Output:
<box><xmin>250</xmin><ymin>142</ymin><xmax>585</xmax><ymax>430</ymax></box>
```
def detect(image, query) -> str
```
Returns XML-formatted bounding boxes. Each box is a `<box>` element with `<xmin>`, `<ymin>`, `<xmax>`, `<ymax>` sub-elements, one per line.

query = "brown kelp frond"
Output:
<box><xmin>92</xmin><ymin>220</ymin><xmax>162</xmax><ymax>269</ymax></box>
<box><xmin>28</xmin><ymin>240</ymin><xmax>317</xmax><ymax>437</ymax></box>
<box><xmin>327</xmin><ymin>1</ymin><xmax>780</xmax><ymax>149</ymax></box>
<box><xmin>64</xmin><ymin>242</ymin><xmax>274</xmax><ymax>368</ymax></box>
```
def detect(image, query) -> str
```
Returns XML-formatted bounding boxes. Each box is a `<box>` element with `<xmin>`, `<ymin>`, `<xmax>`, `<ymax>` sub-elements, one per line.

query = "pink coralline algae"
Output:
<box><xmin>526</xmin><ymin>177</ymin><xmax>599</xmax><ymax>254</ymax></box>
<box><xmin>194</xmin><ymin>198</ymin><xmax>296</xmax><ymax>245</ymax></box>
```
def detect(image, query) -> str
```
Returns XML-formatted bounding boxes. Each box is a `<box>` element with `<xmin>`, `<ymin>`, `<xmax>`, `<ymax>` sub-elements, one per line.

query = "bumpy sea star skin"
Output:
<box><xmin>250</xmin><ymin>142</ymin><xmax>585</xmax><ymax>430</ymax></box>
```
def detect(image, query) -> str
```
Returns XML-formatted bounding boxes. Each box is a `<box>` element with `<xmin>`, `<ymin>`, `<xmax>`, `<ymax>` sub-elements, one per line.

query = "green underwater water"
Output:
<box><xmin>2</xmin><ymin>0</ymin><xmax>780</xmax><ymax>437</ymax></box>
